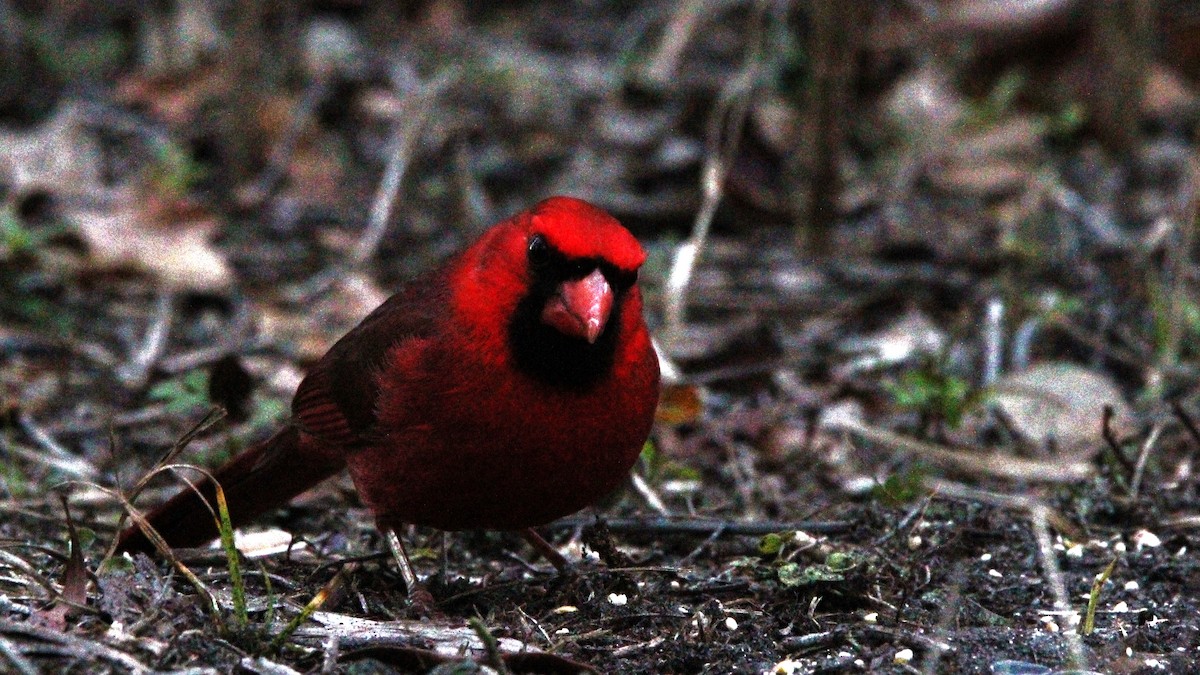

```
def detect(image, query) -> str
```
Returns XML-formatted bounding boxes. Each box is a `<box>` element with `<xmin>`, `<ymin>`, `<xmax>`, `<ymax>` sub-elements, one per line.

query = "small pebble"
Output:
<box><xmin>893</xmin><ymin>648</ymin><xmax>914</xmax><ymax>665</ymax></box>
<box><xmin>770</xmin><ymin>659</ymin><xmax>800</xmax><ymax>675</ymax></box>
<box><xmin>1124</xmin><ymin>580</ymin><xmax>1139</xmax><ymax>591</ymax></box>
<box><xmin>1132</xmin><ymin>529</ymin><xmax>1161</xmax><ymax>549</ymax></box>
<box><xmin>607</xmin><ymin>593</ymin><xmax>627</xmax><ymax>606</ymax></box>
<box><xmin>724</xmin><ymin>616</ymin><xmax>738</xmax><ymax>631</ymax></box>
<box><xmin>988</xmin><ymin>569</ymin><xmax>1003</xmax><ymax>578</ymax></box>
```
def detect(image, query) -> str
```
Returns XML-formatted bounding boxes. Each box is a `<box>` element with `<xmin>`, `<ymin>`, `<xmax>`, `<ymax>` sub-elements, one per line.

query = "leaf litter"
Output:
<box><xmin>2</xmin><ymin>2</ymin><xmax>1200</xmax><ymax>674</ymax></box>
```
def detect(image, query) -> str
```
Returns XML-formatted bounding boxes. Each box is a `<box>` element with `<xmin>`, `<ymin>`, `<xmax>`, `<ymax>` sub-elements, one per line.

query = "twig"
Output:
<box><xmin>351</xmin><ymin>68</ymin><xmax>460</xmax><ymax>265</ymax></box>
<box><xmin>779</xmin><ymin>627</ymin><xmax>844</xmax><ymax>651</ymax></box>
<box><xmin>237</xmin><ymin>77</ymin><xmax>331</xmax><ymax>207</ymax></box>
<box><xmin>1128</xmin><ymin>422</ymin><xmax>1162</xmax><ymax>500</ymax></box>
<box><xmin>629</xmin><ymin>472</ymin><xmax>670</xmax><ymax>515</ymax></box>
<box><xmin>545</xmin><ymin>515</ymin><xmax>851</xmax><ymax>537</ymax></box>
<box><xmin>796</xmin><ymin>0</ymin><xmax>866</xmax><ymax>254</ymax></box>
<box><xmin>859</xmin><ymin>625</ymin><xmax>953</xmax><ymax>655</ymax></box>
<box><xmin>239</xmin><ymin>656</ymin><xmax>302</xmax><ymax>675</ymax></box>
<box><xmin>1030</xmin><ymin>504</ymin><xmax>1088</xmax><ymax>669</ymax></box>
<box><xmin>833</xmin><ymin>420</ymin><xmax>1094</xmax><ymax>483</ymax></box>
<box><xmin>1101</xmin><ymin>405</ymin><xmax>1135</xmax><ymax>478</ymax></box>
<box><xmin>926</xmin><ymin>477</ymin><xmax>1083</xmax><ymax>540</ymax></box>
<box><xmin>679</xmin><ymin>522</ymin><xmax>726</xmax><ymax>565</ymax></box>
<box><xmin>13</xmin><ymin>412</ymin><xmax>98</xmax><ymax>479</ymax></box>
<box><xmin>872</xmin><ymin>496</ymin><xmax>931</xmax><ymax>547</ymax></box>
<box><xmin>642</xmin><ymin>0</ymin><xmax>713</xmax><ymax>85</ymax></box>
<box><xmin>104</xmin><ymin>407</ymin><xmax>227</xmax><ymax>557</ymax></box>
<box><xmin>0</xmin><ymin>617</ymin><xmax>150</xmax><ymax>672</ymax></box>
<box><xmin>1170</xmin><ymin>399</ymin><xmax>1200</xmax><ymax>450</ymax></box>
<box><xmin>663</xmin><ymin>0</ymin><xmax>765</xmax><ymax>336</ymax></box>
<box><xmin>0</xmin><ymin>634</ymin><xmax>38</xmax><ymax>675</ymax></box>
<box><xmin>117</xmin><ymin>289</ymin><xmax>174</xmax><ymax>389</ymax></box>
<box><xmin>982</xmin><ymin>297</ymin><xmax>1003</xmax><ymax>386</ymax></box>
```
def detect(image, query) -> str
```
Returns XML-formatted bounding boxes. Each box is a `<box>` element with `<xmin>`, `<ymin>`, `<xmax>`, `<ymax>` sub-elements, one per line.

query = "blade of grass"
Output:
<box><xmin>213</xmin><ymin>479</ymin><xmax>248</xmax><ymax>628</ymax></box>
<box><xmin>1080</xmin><ymin>555</ymin><xmax>1119</xmax><ymax>635</ymax></box>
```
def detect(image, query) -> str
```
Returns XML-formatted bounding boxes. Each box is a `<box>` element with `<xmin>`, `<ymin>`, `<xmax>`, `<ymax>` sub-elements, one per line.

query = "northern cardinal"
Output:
<box><xmin>117</xmin><ymin>196</ymin><xmax>660</xmax><ymax>589</ymax></box>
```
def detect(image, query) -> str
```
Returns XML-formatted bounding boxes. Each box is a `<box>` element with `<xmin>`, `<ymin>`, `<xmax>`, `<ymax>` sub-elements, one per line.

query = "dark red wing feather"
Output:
<box><xmin>293</xmin><ymin>270</ymin><xmax>449</xmax><ymax>449</ymax></box>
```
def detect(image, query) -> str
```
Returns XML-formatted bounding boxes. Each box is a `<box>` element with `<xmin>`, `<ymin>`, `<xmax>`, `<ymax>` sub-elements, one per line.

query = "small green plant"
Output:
<box><xmin>872</xmin><ymin>464</ymin><xmax>932</xmax><ymax>506</ymax></box>
<box><xmin>886</xmin><ymin>365</ymin><xmax>973</xmax><ymax>431</ymax></box>
<box><xmin>1080</xmin><ymin>556</ymin><xmax>1119</xmax><ymax>635</ymax></box>
<box><xmin>964</xmin><ymin>69</ymin><xmax>1026</xmax><ymax>128</ymax></box>
<box><xmin>149</xmin><ymin>141</ymin><xmax>207</xmax><ymax>198</ymax></box>
<box><xmin>638</xmin><ymin>440</ymin><xmax>701</xmax><ymax>484</ymax></box>
<box><xmin>149</xmin><ymin>371</ymin><xmax>210</xmax><ymax>414</ymax></box>
<box><xmin>2</xmin><ymin>209</ymin><xmax>36</xmax><ymax>255</ymax></box>
<box><xmin>776</xmin><ymin>551</ymin><xmax>865</xmax><ymax>588</ymax></box>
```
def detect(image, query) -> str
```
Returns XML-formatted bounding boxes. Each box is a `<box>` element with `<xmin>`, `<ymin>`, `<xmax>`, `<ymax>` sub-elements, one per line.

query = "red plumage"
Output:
<box><xmin>117</xmin><ymin>197</ymin><xmax>660</xmax><ymax>556</ymax></box>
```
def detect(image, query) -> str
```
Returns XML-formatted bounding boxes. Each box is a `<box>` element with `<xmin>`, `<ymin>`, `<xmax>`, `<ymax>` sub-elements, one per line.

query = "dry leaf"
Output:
<box><xmin>838</xmin><ymin>311</ymin><xmax>947</xmax><ymax>374</ymax></box>
<box><xmin>71</xmin><ymin>187</ymin><xmax>232</xmax><ymax>291</ymax></box>
<box><xmin>991</xmin><ymin>362</ymin><xmax>1132</xmax><ymax>451</ymax></box>
<box><xmin>656</xmin><ymin>384</ymin><xmax>704</xmax><ymax>425</ymax></box>
<box><xmin>1142</xmin><ymin>62</ymin><xmax>1199</xmax><ymax>118</ymax></box>
<box><xmin>927</xmin><ymin>157</ymin><xmax>1032</xmax><ymax>198</ymax></box>
<box><xmin>0</xmin><ymin>103</ymin><xmax>102</xmax><ymax>196</ymax></box>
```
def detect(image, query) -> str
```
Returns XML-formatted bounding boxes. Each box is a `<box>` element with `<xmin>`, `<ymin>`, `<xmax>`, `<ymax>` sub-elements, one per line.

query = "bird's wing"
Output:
<box><xmin>292</xmin><ymin>273</ymin><xmax>447</xmax><ymax>450</ymax></box>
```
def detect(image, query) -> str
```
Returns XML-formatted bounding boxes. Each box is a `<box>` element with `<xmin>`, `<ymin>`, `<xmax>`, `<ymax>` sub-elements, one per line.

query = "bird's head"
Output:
<box><xmin>456</xmin><ymin>196</ymin><xmax>649</xmax><ymax>388</ymax></box>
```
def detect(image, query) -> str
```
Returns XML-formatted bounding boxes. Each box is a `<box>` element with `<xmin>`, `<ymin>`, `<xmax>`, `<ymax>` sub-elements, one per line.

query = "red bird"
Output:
<box><xmin>117</xmin><ymin>197</ymin><xmax>660</xmax><ymax>588</ymax></box>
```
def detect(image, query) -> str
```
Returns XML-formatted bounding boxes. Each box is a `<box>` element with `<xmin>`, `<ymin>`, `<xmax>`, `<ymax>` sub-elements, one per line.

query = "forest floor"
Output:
<box><xmin>2</xmin><ymin>2</ymin><xmax>1200</xmax><ymax>674</ymax></box>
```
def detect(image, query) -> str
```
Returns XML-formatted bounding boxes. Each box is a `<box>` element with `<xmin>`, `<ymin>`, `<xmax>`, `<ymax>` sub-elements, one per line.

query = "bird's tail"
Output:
<box><xmin>115</xmin><ymin>424</ymin><xmax>346</xmax><ymax>554</ymax></box>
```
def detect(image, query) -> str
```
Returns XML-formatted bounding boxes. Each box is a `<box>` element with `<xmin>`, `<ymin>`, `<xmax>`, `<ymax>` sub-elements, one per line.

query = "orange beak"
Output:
<box><xmin>541</xmin><ymin>268</ymin><xmax>614</xmax><ymax>344</ymax></box>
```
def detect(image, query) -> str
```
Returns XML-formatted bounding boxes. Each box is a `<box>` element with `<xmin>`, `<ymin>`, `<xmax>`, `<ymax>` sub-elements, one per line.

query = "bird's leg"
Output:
<box><xmin>521</xmin><ymin>527</ymin><xmax>571</xmax><ymax>572</ymax></box>
<box><xmin>384</xmin><ymin>528</ymin><xmax>420</xmax><ymax>595</ymax></box>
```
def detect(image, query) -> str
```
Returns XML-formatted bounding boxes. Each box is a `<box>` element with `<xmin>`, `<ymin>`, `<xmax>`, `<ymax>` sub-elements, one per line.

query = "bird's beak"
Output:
<box><xmin>541</xmin><ymin>268</ymin><xmax>614</xmax><ymax>344</ymax></box>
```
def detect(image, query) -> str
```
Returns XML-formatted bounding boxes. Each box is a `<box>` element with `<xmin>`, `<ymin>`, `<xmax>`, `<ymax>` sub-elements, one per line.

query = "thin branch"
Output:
<box><xmin>1170</xmin><ymin>399</ymin><xmax>1200</xmax><ymax>449</ymax></box>
<box><xmin>1128</xmin><ymin>423</ymin><xmax>1163</xmax><ymax>500</ymax></box>
<box><xmin>1030</xmin><ymin>505</ymin><xmax>1088</xmax><ymax>669</ymax></box>
<box><xmin>1101</xmin><ymin>404</ymin><xmax>1136</xmax><ymax>478</ymax></box>
<box><xmin>12</xmin><ymin>413</ymin><xmax>98</xmax><ymax>479</ymax></box>
<box><xmin>642</xmin><ymin>0</ymin><xmax>713</xmax><ymax>85</ymax></box>
<box><xmin>663</xmin><ymin>0</ymin><xmax>766</xmax><ymax>336</ymax></box>
<box><xmin>833</xmin><ymin>420</ymin><xmax>1094</xmax><ymax>483</ymax></box>
<box><xmin>546</xmin><ymin>515</ymin><xmax>852</xmax><ymax>537</ymax></box>
<box><xmin>237</xmin><ymin>77</ymin><xmax>331</xmax><ymax>207</ymax></box>
<box><xmin>117</xmin><ymin>289</ymin><xmax>174</xmax><ymax>389</ymax></box>
<box><xmin>352</xmin><ymin>68</ymin><xmax>460</xmax><ymax>265</ymax></box>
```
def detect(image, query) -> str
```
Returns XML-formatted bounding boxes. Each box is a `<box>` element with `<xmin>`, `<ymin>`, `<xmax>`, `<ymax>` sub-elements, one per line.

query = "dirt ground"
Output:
<box><xmin>3</xmin><ymin>2</ymin><xmax>1200</xmax><ymax>674</ymax></box>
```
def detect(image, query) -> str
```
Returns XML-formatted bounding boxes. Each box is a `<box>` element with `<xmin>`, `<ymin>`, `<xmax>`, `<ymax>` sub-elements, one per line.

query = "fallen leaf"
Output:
<box><xmin>0</xmin><ymin>103</ymin><xmax>102</xmax><ymax>196</ymax></box>
<box><xmin>991</xmin><ymin>362</ymin><xmax>1132</xmax><ymax>452</ymax></box>
<box><xmin>838</xmin><ymin>311</ymin><xmax>947</xmax><ymax>374</ymax></box>
<box><xmin>71</xmin><ymin>187</ymin><xmax>232</xmax><ymax>291</ymax></box>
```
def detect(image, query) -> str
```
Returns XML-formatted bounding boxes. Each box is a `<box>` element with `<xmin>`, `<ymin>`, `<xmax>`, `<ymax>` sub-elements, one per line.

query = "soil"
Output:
<box><xmin>3</xmin><ymin>2</ymin><xmax>1200</xmax><ymax>674</ymax></box>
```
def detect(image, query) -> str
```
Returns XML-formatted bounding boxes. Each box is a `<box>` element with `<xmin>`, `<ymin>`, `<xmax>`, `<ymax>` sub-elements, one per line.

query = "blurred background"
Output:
<box><xmin>3</xmin><ymin>1</ymin><xmax>1200</xmax><ymax>673</ymax></box>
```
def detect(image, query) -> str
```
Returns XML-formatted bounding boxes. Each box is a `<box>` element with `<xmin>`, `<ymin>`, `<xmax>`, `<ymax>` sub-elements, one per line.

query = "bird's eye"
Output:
<box><xmin>527</xmin><ymin>234</ymin><xmax>550</xmax><ymax>267</ymax></box>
